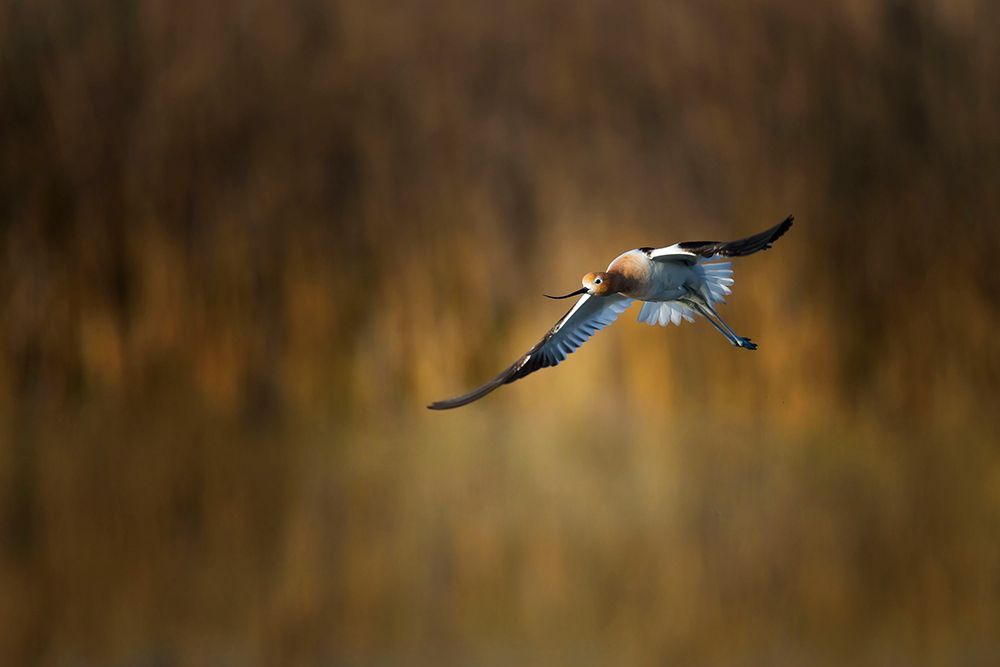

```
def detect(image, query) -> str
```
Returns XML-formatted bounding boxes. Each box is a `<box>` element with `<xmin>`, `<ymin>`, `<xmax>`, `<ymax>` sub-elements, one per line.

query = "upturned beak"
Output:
<box><xmin>544</xmin><ymin>286</ymin><xmax>588</xmax><ymax>300</ymax></box>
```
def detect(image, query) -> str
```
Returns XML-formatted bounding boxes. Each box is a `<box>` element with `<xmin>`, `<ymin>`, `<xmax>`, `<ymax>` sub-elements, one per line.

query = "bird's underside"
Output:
<box><xmin>428</xmin><ymin>215</ymin><xmax>792</xmax><ymax>410</ymax></box>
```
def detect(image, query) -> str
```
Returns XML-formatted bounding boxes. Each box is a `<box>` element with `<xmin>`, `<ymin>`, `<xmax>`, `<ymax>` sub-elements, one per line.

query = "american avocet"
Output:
<box><xmin>428</xmin><ymin>215</ymin><xmax>793</xmax><ymax>409</ymax></box>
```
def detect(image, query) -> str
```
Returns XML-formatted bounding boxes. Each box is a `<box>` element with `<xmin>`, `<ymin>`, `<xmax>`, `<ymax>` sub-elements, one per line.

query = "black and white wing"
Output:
<box><xmin>428</xmin><ymin>294</ymin><xmax>633</xmax><ymax>410</ymax></box>
<box><xmin>646</xmin><ymin>215</ymin><xmax>793</xmax><ymax>263</ymax></box>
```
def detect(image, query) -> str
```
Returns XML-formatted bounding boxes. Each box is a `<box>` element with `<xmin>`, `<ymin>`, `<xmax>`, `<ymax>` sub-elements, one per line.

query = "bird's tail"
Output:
<box><xmin>699</xmin><ymin>261</ymin><xmax>734</xmax><ymax>303</ymax></box>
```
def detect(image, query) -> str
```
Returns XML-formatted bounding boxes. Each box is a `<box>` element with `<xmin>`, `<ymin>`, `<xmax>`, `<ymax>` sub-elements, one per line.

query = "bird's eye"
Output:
<box><xmin>594</xmin><ymin>277</ymin><xmax>603</xmax><ymax>285</ymax></box>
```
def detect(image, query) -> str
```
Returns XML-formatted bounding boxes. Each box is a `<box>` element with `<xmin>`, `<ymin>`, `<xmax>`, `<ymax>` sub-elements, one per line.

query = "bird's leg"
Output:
<box><xmin>702</xmin><ymin>301</ymin><xmax>757</xmax><ymax>350</ymax></box>
<box><xmin>695</xmin><ymin>304</ymin><xmax>746</xmax><ymax>347</ymax></box>
<box><xmin>682</xmin><ymin>298</ymin><xmax>757</xmax><ymax>350</ymax></box>
<box><xmin>680</xmin><ymin>297</ymin><xmax>738</xmax><ymax>345</ymax></box>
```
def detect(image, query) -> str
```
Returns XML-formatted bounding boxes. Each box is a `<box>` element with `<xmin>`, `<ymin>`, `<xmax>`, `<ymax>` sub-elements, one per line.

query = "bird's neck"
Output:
<box><xmin>608</xmin><ymin>271</ymin><xmax>639</xmax><ymax>295</ymax></box>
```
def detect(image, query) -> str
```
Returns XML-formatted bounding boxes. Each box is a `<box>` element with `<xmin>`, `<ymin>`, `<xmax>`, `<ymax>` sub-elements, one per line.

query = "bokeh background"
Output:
<box><xmin>2</xmin><ymin>0</ymin><xmax>999</xmax><ymax>664</ymax></box>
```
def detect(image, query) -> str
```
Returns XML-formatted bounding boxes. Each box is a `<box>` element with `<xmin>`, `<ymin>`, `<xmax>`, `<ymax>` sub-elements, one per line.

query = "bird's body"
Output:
<box><xmin>608</xmin><ymin>249</ymin><xmax>697</xmax><ymax>301</ymax></box>
<box><xmin>428</xmin><ymin>216</ymin><xmax>793</xmax><ymax>409</ymax></box>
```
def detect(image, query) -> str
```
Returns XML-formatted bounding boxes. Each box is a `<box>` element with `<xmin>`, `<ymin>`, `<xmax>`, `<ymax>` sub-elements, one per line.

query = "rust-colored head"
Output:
<box><xmin>545</xmin><ymin>271</ymin><xmax>624</xmax><ymax>300</ymax></box>
<box><xmin>582</xmin><ymin>271</ymin><xmax>615</xmax><ymax>296</ymax></box>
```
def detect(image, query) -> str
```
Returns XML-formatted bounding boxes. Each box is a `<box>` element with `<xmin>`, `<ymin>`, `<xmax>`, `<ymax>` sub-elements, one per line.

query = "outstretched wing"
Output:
<box><xmin>647</xmin><ymin>215</ymin><xmax>794</xmax><ymax>263</ymax></box>
<box><xmin>428</xmin><ymin>294</ymin><xmax>633</xmax><ymax>410</ymax></box>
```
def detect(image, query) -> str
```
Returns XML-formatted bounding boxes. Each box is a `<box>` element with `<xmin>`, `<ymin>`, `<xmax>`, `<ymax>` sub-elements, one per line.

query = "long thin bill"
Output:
<box><xmin>544</xmin><ymin>287</ymin><xmax>588</xmax><ymax>300</ymax></box>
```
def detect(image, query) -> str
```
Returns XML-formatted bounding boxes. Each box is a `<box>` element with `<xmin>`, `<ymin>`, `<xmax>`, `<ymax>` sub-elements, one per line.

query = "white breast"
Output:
<box><xmin>641</xmin><ymin>260</ymin><xmax>694</xmax><ymax>301</ymax></box>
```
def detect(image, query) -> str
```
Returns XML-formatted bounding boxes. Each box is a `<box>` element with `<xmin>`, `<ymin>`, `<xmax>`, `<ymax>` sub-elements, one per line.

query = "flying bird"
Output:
<box><xmin>428</xmin><ymin>216</ymin><xmax>793</xmax><ymax>410</ymax></box>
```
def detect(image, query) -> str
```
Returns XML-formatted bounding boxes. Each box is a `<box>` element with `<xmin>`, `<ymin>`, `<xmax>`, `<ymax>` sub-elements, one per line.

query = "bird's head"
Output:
<box><xmin>545</xmin><ymin>271</ymin><xmax>616</xmax><ymax>299</ymax></box>
<box><xmin>583</xmin><ymin>271</ymin><xmax>615</xmax><ymax>295</ymax></box>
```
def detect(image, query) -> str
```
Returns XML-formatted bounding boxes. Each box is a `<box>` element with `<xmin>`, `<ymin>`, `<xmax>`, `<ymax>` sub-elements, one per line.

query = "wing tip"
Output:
<box><xmin>426</xmin><ymin>393</ymin><xmax>488</xmax><ymax>411</ymax></box>
<box><xmin>777</xmin><ymin>213</ymin><xmax>794</xmax><ymax>235</ymax></box>
<box><xmin>426</xmin><ymin>397</ymin><xmax>479</xmax><ymax>410</ymax></box>
<box><xmin>767</xmin><ymin>214</ymin><xmax>794</xmax><ymax>248</ymax></box>
<box><xmin>426</xmin><ymin>367</ymin><xmax>515</xmax><ymax>410</ymax></box>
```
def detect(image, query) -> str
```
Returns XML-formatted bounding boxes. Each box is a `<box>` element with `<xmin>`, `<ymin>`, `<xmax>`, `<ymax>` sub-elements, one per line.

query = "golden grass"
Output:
<box><xmin>0</xmin><ymin>0</ymin><xmax>998</xmax><ymax>664</ymax></box>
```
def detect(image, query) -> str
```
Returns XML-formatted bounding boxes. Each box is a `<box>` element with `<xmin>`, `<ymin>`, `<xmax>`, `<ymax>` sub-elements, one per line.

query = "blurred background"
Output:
<box><xmin>2</xmin><ymin>0</ymin><xmax>999</xmax><ymax>664</ymax></box>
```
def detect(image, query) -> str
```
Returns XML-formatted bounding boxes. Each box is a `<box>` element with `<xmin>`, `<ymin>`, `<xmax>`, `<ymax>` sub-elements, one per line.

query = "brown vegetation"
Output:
<box><xmin>1</xmin><ymin>0</ymin><xmax>998</xmax><ymax>664</ymax></box>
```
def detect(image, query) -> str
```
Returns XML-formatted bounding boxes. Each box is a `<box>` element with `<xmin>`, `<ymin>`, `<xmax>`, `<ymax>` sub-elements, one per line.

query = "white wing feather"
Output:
<box><xmin>542</xmin><ymin>293</ymin><xmax>633</xmax><ymax>365</ymax></box>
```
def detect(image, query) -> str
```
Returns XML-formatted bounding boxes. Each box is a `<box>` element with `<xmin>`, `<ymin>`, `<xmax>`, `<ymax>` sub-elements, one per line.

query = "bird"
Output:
<box><xmin>428</xmin><ymin>215</ymin><xmax>793</xmax><ymax>410</ymax></box>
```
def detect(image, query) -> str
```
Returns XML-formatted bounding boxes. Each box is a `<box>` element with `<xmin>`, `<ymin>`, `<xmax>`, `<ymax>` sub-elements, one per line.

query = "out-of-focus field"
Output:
<box><xmin>1</xmin><ymin>0</ymin><xmax>999</xmax><ymax>664</ymax></box>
